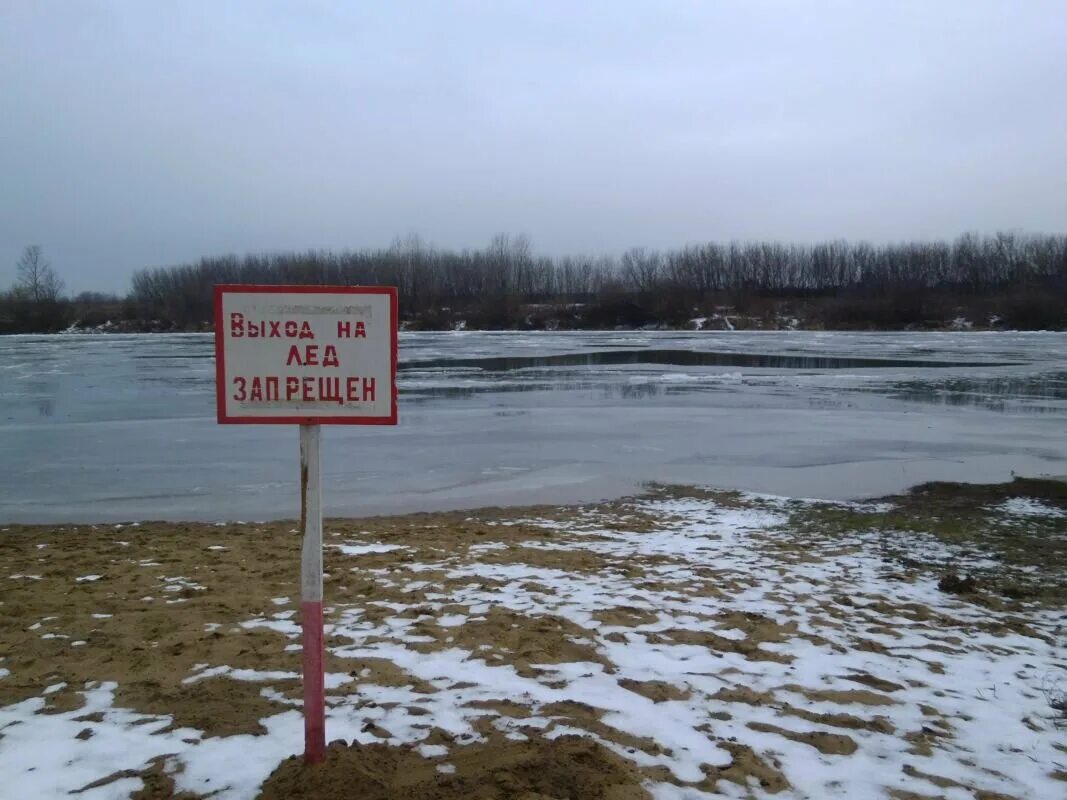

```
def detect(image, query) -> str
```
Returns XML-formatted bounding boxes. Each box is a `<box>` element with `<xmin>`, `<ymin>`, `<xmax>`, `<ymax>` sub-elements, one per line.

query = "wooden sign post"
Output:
<box><xmin>214</xmin><ymin>285</ymin><xmax>398</xmax><ymax>763</ymax></box>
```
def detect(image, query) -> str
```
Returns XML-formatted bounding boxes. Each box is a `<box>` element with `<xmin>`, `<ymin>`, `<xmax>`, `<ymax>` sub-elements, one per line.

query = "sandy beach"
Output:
<box><xmin>1</xmin><ymin>480</ymin><xmax>1065</xmax><ymax>799</ymax></box>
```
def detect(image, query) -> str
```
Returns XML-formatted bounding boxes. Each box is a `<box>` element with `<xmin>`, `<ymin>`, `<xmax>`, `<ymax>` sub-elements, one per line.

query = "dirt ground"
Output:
<box><xmin>260</xmin><ymin>735</ymin><xmax>649</xmax><ymax>800</ymax></box>
<box><xmin>1</xmin><ymin>480</ymin><xmax>1065</xmax><ymax>799</ymax></box>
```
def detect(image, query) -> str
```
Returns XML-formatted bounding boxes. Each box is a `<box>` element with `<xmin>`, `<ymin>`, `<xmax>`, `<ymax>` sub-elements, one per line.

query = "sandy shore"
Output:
<box><xmin>1</xmin><ymin>481</ymin><xmax>1065</xmax><ymax>799</ymax></box>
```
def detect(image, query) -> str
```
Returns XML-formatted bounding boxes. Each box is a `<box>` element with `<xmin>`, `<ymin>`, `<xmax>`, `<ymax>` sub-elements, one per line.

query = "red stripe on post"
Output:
<box><xmin>302</xmin><ymin>600</ymin><xmax>325</xmax><ymax>763</ymax></box>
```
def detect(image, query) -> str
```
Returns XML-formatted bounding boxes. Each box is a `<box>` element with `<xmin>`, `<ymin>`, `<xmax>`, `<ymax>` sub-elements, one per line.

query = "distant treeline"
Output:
<box><xmin>127</xmin><ymin>232</ymin><xmax>1067</xmax><ymax>330</ymax></box>
<box><xmin>3</xmin><ymin>232</ymin><xmax>1066</xmax><ymax>333</ymax></box>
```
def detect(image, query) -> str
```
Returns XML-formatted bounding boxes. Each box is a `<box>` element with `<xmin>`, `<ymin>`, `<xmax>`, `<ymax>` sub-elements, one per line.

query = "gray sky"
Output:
<box><xmin>2</xmin><ymin>1</ymin><xmax>1065</xmax><ymax>294</ymax></box>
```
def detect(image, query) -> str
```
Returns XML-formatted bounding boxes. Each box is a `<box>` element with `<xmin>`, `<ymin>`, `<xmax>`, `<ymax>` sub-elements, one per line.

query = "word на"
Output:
<box><xmin>232</xmin><ymin>375</ymin><xmax>377</xmax><ymax>405</ymax></box>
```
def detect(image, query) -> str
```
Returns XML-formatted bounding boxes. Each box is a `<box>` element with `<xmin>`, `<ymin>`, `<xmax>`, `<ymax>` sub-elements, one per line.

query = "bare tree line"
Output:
<box><xmin>127</xmin><ymin>232</ymin><xmax>1066</xmax><ymax>328</ymax></box>
<box><xmin>130</xmin><ymin>234</ymin><xmax>614</xmax><ymax>322</ymax></box>
<box><xmin>4</xmin><ymin>233</ymin><xmax>1065</xmax><ymax>333</ymax></box>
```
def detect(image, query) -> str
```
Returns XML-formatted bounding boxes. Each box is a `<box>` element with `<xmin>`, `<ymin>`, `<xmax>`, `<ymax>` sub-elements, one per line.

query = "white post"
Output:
<box><xmin>299</xmin><ymin>424</ymin><xmax>325</xmax><ymax>763</ymax></box>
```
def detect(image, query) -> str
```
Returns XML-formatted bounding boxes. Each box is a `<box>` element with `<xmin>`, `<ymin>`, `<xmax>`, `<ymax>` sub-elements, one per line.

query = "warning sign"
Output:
<box><xmin>213</xmin><ymin>285</ymin><xmax>398</xmax><ymax>424</ymax></box>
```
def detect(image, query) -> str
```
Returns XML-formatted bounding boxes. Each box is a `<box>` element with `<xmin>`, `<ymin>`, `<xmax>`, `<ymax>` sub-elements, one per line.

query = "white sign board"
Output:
<box><xmin>214</xmin><ymin>285</ymin><xmax>397</xmax><ymax>424</ymax></box>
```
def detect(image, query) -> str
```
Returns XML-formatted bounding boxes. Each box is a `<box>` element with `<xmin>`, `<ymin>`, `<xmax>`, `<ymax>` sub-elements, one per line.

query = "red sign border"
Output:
<box><xmin>214</xmin><ymin>284</ymin><xmax>399</xmax><ymax>425</ymax></box>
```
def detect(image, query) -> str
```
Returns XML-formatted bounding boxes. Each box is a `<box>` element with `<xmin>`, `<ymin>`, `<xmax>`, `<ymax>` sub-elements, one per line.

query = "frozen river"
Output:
<box><xmin>2</xmin><ymin>331</ymin><xmax>1065</xmax><ymax>523</ymax></box>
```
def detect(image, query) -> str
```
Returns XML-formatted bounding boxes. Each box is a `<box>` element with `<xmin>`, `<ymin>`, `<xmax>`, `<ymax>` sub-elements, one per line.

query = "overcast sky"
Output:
<box><xmin>2</xmin><ymin>1</ymin><xmax>1065</xmax><ymax>293</ymax></box>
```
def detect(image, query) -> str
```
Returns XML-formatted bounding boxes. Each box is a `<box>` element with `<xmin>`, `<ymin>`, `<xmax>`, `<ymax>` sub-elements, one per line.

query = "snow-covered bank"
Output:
<box><xmin>1</xmin><ymin>486</ymin><xmax>1064</xmax><ymax>798</ymax></box>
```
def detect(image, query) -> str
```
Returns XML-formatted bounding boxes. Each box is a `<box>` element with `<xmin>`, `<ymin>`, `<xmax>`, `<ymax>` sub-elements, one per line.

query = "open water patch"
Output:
<box><xmin>401</xmin><ymin>349</ymin><xmax>1018</xmax><ymax>372</ymax></box>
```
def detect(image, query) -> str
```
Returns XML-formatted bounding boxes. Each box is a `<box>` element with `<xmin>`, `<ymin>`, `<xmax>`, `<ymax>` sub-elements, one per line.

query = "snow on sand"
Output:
<box><xmin>0</xmin><ymin>490</ymin><xmax>1064</xmax><ymax>798</ymax></box>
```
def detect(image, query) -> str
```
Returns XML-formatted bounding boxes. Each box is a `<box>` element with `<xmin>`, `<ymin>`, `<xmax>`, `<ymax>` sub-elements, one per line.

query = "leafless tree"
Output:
<box><xmin>621</xmin><ymin>247</ymin><xmax>662</xmax><ymax>293</ymax></box>
<box><xmin>15</xmin><ymin>245</ymin><xmax>64</xmax><ymax>302</ymax></box>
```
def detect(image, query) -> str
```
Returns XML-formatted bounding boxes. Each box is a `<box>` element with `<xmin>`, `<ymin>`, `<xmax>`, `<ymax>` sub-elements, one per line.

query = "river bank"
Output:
<box><xmin>1</xmin><ymin>480</ymin><xmax>1064</xmax><ymax>798</ymax></box>
<box><xmin>36</xmin><ymin>303</ymin><xmax>1067</xmax><ymax>335</ymax></box>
